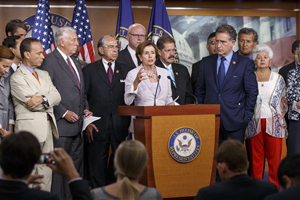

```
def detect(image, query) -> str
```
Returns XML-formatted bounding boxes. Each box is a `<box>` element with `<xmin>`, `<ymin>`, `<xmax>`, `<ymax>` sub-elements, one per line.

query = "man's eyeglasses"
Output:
<box><xmin>129</xmin><ymin>33</ymin><xmax>146</xmax><ymax>38</ymax></box>
<box><xmin>103</xmin><ymin>45</ymin><xmax>120</xmax><ymax>50</ymax></box>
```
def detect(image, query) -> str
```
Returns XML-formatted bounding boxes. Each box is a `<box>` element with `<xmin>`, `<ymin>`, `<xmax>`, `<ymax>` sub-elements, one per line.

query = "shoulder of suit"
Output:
<box><xmin>118</xmin><ymin>46</ymin><xmax>130</xmax><ymax>56</ymax></box>
<box><xmin>83</xmin><ymin>60</ymin><xmax>101</xmax><ymax>72</ymax></box>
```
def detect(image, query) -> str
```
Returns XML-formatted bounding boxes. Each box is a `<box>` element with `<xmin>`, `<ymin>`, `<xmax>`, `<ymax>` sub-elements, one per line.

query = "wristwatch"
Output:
<box><xmin>42</xmin><ymin>95</ymin><xmax>49</xmax><ymax>108</ymax></box>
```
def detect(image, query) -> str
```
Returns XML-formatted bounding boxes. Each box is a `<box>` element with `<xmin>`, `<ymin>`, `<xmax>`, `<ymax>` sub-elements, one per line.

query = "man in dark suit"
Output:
<box><xmin>117</xmin><ymin>23</ymin><xmax>146</xmax><ymax>68</ymax></box>
<box><xmin>0</xmin><ymin>131</ymin><xmax>92</xmax><ymax>200</ymax></box>
<box><xmin>155</xmin><ymin>36</ymin><xmax>194</xmax><ymax>105</ymax></box>
<box><xmin>83</xmin><ymin>35</ymin><xmax>131</xmax><ymax>188</ymax></box>
<box><xmin>5</xmin><ymin>19</ymin><xmax>27</xmax><ymax>39</ymax></box>
<box><xmin>195</xmin><ymin>139</ymin><xmax>277</xmax><ymax>200</ymax></box>
<box><xmin>191</xmin><ymin>32</ymin><xmax>217</xmax><ymax>92</ymax></box>
<box><xmin>195</xmin><ymin>24</ymin><xmax>258</xmax><ymax>144</ymax></box>
<box><xmin>265</xmin><ymin>154</ymin><xmax>300</xmax><ymax>200</ymax></box>
<box><xmin>40</xmin><ymin>27</ymin><xmax>92</xmax><ymax>200</ymax></box>
<box><xmin>237</xmin><ymin>27</ymin><xmax>258</xmax><ymax>59</ymax></box>
<box><xmin>2</xmin><ymin>35</ymin><xmax>23</xmax><ymax>73</ymax></box>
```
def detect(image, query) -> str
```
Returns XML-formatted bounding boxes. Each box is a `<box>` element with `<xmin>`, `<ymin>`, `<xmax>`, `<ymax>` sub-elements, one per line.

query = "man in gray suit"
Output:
<box><xmin>40</xmin><ymin>27</ymin><xmax>92</xmax><ymax>200</ymax></box>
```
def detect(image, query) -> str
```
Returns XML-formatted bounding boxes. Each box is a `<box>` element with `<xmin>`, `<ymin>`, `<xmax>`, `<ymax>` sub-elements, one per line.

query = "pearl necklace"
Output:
<box><xmin>147</xmin><ymin>68</ymin><xmax>157</xmax><ymax>78</ymax></box>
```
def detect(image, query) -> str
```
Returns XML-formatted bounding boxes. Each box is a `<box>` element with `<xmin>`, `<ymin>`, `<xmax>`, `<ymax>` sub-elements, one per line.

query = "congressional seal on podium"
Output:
<box><xmin>168</xmin><ymin>127</ymin><xmax>201</xmax><ymax>163</ymax></box>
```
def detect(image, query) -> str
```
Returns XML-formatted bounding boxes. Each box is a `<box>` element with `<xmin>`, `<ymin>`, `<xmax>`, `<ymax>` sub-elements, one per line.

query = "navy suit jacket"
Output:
<box><xmin>195</xmin><ymin>52</ymin><xmax>258</xmax><ymax>131</ymax></box>
<box><xmin>264</xmin><ymin>183</ymin><xmax>300</xmax><ymax>200</ymax></box>
<box><xmin>116</xmin><ymin>46</ymin><xmax>136</xmax><ymax>69</ymax></box>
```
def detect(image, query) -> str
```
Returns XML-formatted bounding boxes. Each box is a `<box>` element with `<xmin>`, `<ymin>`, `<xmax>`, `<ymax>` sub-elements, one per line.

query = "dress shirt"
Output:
<box><xmin>57</xmin><ymin>47</ymin><xmax>80</xmax><ymax>81</ymax></box>
<box><xmin>217</xmin><ymin>51</ymin><xmax>233</xmax><ymax>76</ymax></box>
<box><xmin>102</xmin><ymin>59</ymin><xmax>115</xmax><ymax>73</ymax></box>
<box><xmin>11</xmin><ymin>62</ymin><xmax>19</xmax><ymax>72</ymax></box>
<box><xmin>127</xmin><ymin>46</ymin><xmax>138</xmax><ymax>67</ymax></box>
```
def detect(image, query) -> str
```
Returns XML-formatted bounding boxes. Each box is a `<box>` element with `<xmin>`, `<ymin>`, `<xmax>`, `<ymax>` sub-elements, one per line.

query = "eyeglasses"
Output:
<box><xmin>129</xmin><ymin>33</ymin><xmax>146</xmax><ymax>38</ymax></box>
<box><xmin>103</xmin><ymin>45</ymin><xmax>120</xmax><ymax>50</ymax></box>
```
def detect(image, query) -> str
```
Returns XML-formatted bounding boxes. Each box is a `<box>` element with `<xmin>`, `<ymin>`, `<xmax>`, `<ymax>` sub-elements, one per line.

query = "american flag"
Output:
<box><xmin>71</xmin><ymin>0</ymin><xmax>95</xmax><ymax>63</ymax></box>
<box><xmin>32</xmin><ymin>0</ymin><xmax>55</xmax><ymax>54</ymax></box>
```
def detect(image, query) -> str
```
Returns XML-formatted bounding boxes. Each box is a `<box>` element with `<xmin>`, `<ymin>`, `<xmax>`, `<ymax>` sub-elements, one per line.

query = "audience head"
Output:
<box><xmin>214</xmin><ymin>139</ymin><xmax>248</xmax><ymax>181</ymax></box>
<box><xmin>252</xmin><ymin>44</ymin><xmax>273</xmax><ymax>69</ymax></box>
<box><xmin>5</xmin><ymin>19</ymin><xmax>27</xmax><ymax>38</ymax></box>
<box><xmin>206</xmin><ymin>32</ymin><xmax>217</xmax><ymax>55</ymax></box>
<box><xmin>238</xmin><ymin>28</ymin><xmax>258</xmax><ymax>57</ymax></box>
<box><xmin>278</xmin><ymin>154</ymin><xmax>300</xmax><ymax>189</ymax></box>
<box><xmin>135</xmin><ymin>40</ymin><xmax>158</xmax><ymax>66</ymax></box>
<box><xmin>20</xmin><ymin>38</ymin><xmax>44</xmax><ymax>68</ymax></box>
<box><xmin>292</xmin><ymin>40</ymin><xmax>300</xmax><ymax>65</ymax></box>
<box><xmin>127</xmin><ymin>23</ymin><xmax>147</xmax><ymax>51</ymax></box>
<box><xmin>0</xmin><ymin>131</ymin><xmax>41</xmax><ymax>179</ymax></box>
<box><xmin>114</xmin><ymin>140</ymin><xmax>148</xmax><ymax>200</ymax></box>
<box><xmin>97</xmin><ymin>35</ymin><xmax>119</xmax><ymax>62</ymax></box>
<box><xmin>55</xmin><ymin>27</ymin><xmax>79</xmax><ymax>56</ymax></box>
<box><xmin>157</xmin><ymin>36</ymin><xmax>177</xmax><ymax>66</ymax></box>
<box><xmin>0</xmin><ymin>45</ymin><xmax>14</xmax><ymax>77</ymax></box>
<box><xmin>215</xmin><ymin>24</ymin><xmax>237</xmax><ymax>57</ymax></box>
<box><xmin>291</xmin><ymin>40</ymin><xmax>300</xmax><ymax>54</ymax></box>
<box><xmin>2</xmin><ymin>35</ymin><xmax>23</xmax><ymax>63</ymax></box>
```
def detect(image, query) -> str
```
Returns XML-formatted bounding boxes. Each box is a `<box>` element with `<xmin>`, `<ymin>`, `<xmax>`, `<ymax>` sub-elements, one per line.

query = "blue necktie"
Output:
<box><xmin>218</xmin><ymin>57</ymin><xmax>226</xmax><ymax>91</ymax></box>
<box><xmin>166</xmin><ymin>65</ymin><xmax>176</xmax><ymax>87</ymax></box>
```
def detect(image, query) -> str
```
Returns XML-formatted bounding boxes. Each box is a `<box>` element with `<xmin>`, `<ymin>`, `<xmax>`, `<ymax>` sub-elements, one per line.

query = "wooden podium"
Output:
<box><xmin>119</xmin><ymin>105</ymin><xmax>220</xmax><ymax>198</ymax></box>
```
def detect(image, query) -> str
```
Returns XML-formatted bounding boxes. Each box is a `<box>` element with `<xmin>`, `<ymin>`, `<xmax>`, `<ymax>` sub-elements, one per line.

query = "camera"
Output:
<box><xmin>38</xmin><ymin>153</ymin><xmax>55</xmax><ymax>165</ymax></box>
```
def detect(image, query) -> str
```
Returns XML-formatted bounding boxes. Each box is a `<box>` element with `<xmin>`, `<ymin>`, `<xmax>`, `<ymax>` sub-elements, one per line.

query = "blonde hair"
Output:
<box><xmin>114</xmin><ymin>140</ymin><xmax>148</xmax><ymax>200</ymax></box>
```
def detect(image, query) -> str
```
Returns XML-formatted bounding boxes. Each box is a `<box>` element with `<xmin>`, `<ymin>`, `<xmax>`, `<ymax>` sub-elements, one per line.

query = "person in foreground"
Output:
<box><xmin>124</xmin><ymin>40</ymin><xmax>174</xmax><ymax>106</ymax></box>
<box><xmin>91</xmin><ymin>140</ymin><xmax>163</xmax><ymax>200</ymax></box>
<box><xmin>265</xmin><ymin>154</ymin><xmax>300</xmax><ymax>200</ymax></box>
<box><xmin>195</xmin><ymin>139</ymin><xmax>277</xmax><ymax>200</ymax></box>
<box><xmin>0</xmin><ymin>131</ymin><xmax>92</xmax><ymax>200</ymax></box>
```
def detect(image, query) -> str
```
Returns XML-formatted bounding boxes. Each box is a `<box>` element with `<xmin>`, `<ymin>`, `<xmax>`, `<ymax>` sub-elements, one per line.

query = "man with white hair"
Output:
<box><xmin>117</xmin><ymin>23</ymin><xmax>146</xmax><ymax>68</ymax></box>
<box><xmin>41</xmin><ymin>27</ymin><xmax>92</xmax><ymax>200</ymax></box>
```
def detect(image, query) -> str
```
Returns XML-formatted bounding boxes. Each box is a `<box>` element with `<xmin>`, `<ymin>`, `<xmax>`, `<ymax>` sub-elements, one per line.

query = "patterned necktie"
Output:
<box><xmin>166</xmin><ymin>64</ymin><xmax>176</xmax><ymax>87</ymax></box>
<box><xmin>66</xmin><ymin>57</ymin><xmax>81</xmax><ymax>88</ymax></box>
<box><xmin>32</xmin><ymin>71</ymin><xmax>40</xmax><ymax>85</ymax></box>
<box><xmin>107</xmin><ymin>62</ymin><xmax>113</xmax><ymax>83</ymax></box>
<box><xmin>218</xmin><ymin>57</ymin><xmax>226</xmax><ymax>91</ymax></box>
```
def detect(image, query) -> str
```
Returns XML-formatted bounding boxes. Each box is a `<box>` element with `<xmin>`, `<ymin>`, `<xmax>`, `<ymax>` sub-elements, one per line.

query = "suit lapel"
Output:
<box><xmin>222</xmin><ymin>52</ymin><xmax>238</xmax><ymax>89</ymax></box>
<box><xmin>54</xmin><ymin>49</ymin><xmax>81</xmax><ymax>90</ymax></box>
<box><xmin>71</xmin><ymin>56</ymin><xmax>83</xmax><ymax>91</ymax></box>
<box><xmin>172</xmin><ymin>64</ymin><xmax>180</xmax><ymax>89</ymax></box>
<box><xmin>19</xmin><ymin>64</ymin><xmax>42</xmax><ymax>94</ymax></box>
<box><xmin>111</xmin><ymin>62</ymin><xmax>122</xmax><ymax>88</ymax></box>
<box><xmin>211</xmin><ymin>55</ymin><xmax>218</xmax><ymax>91</ymax></box>
<box><xmin>97</xmin><ymin>60</ymin><xmax>110</xmax><ymax>86</ymax></box>
<box><xmin>125</xmin><ymin>47</ymin><xmax>136</xmax><ymax>68</ymax></box>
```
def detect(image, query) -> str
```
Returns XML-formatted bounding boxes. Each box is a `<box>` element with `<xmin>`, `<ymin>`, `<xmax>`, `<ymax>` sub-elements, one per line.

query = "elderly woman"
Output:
<box><xmin>124</xmin><ymin>40</ymin><xmax>174</xmax><ymax>106</ymax></box>
<box><xmin>0</xmin><ymin>46</ymin><xmax>14</xmax><ymax>139</ymax></box>
<box><xmin>246</xmin><ymin>44</ymin><xmax>287</xmax><ymax>189</ymax></box>
<box><xmin>92</xmin><ymin>140</ymin><xmax>163</xmax><ymax>200</ymax></box>
<box><xmin>286</xmin><ymin>44</ymin><xmax>300</xmax><ymax>155</ymax></box>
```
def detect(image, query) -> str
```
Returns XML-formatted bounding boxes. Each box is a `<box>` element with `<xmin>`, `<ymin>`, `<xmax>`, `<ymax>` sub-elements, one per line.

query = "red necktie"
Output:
<box><xmin>107</xmin><ymin>62</ymin><xmax>113</xmax><ymax>83</ymax></box>
<box><xmin>66</xmin><ymin>57</ymin><xmax>81</xmax><ymax>88</ymax></box>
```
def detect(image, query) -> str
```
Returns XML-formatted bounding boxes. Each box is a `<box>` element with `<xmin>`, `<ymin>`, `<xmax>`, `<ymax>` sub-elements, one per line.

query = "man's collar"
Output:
<box><xmin>57</xmin><ymin>47</ymin><xmax>68</xmax><ymax>60</ymax></box>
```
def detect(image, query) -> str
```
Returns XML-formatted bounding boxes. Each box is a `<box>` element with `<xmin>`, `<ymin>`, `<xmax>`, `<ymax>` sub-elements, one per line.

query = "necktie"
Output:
<box><xmin>166</xmin><ymin>65</ymin><xmax>176</xmax><ymax>87</ymax></box>
<box><xmin>218</xmin><ymin>57</ymin><xmax>226</xmax><ymax>91</ymax></box>
<box><xmin>107</xmin><ymin>62</ymin><xmax>113</xmax><ymax>83</ymax></box>
<box><xmin>66</xmin><ymin>57</ymin><xmax>81</xmax><ymax>88</ymax></box>
<box><xmin>32</xmin><ymin>71</ymin><xmax>40</xmax><ymax>85</ymax></box>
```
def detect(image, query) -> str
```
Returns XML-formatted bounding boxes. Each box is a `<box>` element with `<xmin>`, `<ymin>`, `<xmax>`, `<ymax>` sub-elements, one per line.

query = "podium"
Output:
<box><xmin>119</xmin><ymin>105</ymin><xmax>220</xmax><ymax>198</ymax></box>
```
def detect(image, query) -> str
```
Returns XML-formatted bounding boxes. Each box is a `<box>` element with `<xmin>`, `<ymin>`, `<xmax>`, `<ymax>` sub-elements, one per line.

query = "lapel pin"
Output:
<box><xmin>116</xmin><ymin>70</ymin><xmax>120</xmax><ymax>74</ymax></box>
<box><xmin>175</xmin><ymin>72</ymin><xmax>179</xmax><ymax>75</ymax></box>
<box><xmin>232</xmin><ymin>61</ymin><xmax>236</xmax><ymax>65</ymax></box>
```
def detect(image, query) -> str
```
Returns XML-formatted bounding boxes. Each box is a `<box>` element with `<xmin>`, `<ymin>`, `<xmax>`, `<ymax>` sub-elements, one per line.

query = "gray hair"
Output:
<box><xmin>127</xmin><ymin>23</ymin><xmax>146</xmax><ymax>35</ymax></box>
<box><xmin>97</xmin><ymin>35</ymin><xmax>115</xmax><ymax>56</ymax></box>
<box><xmin>55</xmin><ymin>27</ymin><xmax>77</xmax><ymax>46</ymax></box>
<box><xmin>252</xmin><ymin>44</ymin><xmax>274</xmax><ymax>60</ymax></box>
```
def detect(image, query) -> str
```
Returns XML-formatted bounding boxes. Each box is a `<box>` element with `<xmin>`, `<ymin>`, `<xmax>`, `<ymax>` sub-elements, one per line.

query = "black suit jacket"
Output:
<box><xmin>155</xmin><ymin>59</ymin><xmax>194</xmax><ymax>105</ymax></box>
<box><xmin>83</xmin><ymin>60</ymin><xmax>131</xmax><ymax>141</ymax></box>
<box><xmin>191</xmin><ymin>60</ymin><xmax>201</xmax><ymax>93</ymax></box>
<box><xmin>195</xmin><ymin>174</ymin><xmax>277</xmax><ymax>200</ymax></box>
<box><xmin>264</xmin><ymin>184</ymin><xmax>300</xmax><ymax>200</ymax></box>
<box><xmin>69</xmin><ymin>180</ymin><xmax>93</xmax><ymax>200</ymax></box>
<box><xmin>117</xmin><ymin>46</ymin><xmax>136</xmax><ymax>69</ymax></box>
<box><xmin>0</xmin><ymin>179</ymin><xmax>59</xmax><ymax>200</ymax></box>
<box><xmin>41</xmin><ymin>49</ymin><xmax>89</xmax><ymax>137</ymax></box>
<box><xmin>279</xmin><ymin>61</ymin><xmax>296</xmax><ymax>84</ymax></box>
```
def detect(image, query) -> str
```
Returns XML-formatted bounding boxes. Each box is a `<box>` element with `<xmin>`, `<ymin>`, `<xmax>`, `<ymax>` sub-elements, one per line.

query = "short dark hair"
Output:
<box><xmin>292</xmin><ymin>40</ymin><xmax>300</xmax><ymax>54</ymax></box>
<box><xmin>216</xmin><ymin>24</ymin><xmax>237</xmax><ymax>41</ymax></box>
<box><xmin>214</xmin><ymin>139</ymin><xmax>248</xmax><ymax>173</ymax></box>
<box><xmin>135</xmin><ymin>41</ymin><xmax>158</xmax><ymax>66</ymax></box>
<box><xmin>278</xmin><ymin>154</ymin><xmax>300</xmax><ymax>188</ymax></box>
<box><xmin>20</xmin><ymin>37</ymin><xmax>40</xmax><ymax>59</ymax></box>
<box><xmin>2</xmin><ymin>35</ymin><xmax>21</xmax><ymax>49</ymax></box>
<box><xmin>0</xmin><ymin>46</ymin><xmax>15</xmax><ymax>61</ymax></box>
<box><xmin>156</xmin><ymin>36</ymin><xmax>175</xmax><ymax>50</ymax></box>
<box><xmin>238</xmin><ymin>28</ymin><xmax>258</xmax><ymax>43</ymax></box>
<box><xmin>207</xmin><ymin>32</ymin><xmax>216</xmax><ymax>44</ymax></box>
<box><xmin>5</xmin><ymin>19</ymin><xmax>27</xmax><ymax>37</ymax></box>
<box><xmin>0</xmin><ymin>131</ymin><xmax>41</xmax><ymax>179</ymax></box>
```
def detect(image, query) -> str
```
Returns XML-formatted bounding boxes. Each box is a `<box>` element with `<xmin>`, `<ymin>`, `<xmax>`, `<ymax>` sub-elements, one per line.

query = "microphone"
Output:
<box><xmin>154</xmin><ymin>75</ymin><xmax>161</xmax><ymax>106</ymax></box>
<box><xmin>167</xmin><ymin>76</ymin><xmax>198</xmax><ymax>105</ymax></box>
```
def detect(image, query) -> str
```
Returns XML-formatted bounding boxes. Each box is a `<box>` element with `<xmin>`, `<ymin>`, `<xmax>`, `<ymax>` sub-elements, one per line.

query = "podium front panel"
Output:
<box><xmin>151</xmin><ymin>114</ymin><xmax>215</xmax><ymax>198</ymax></box>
